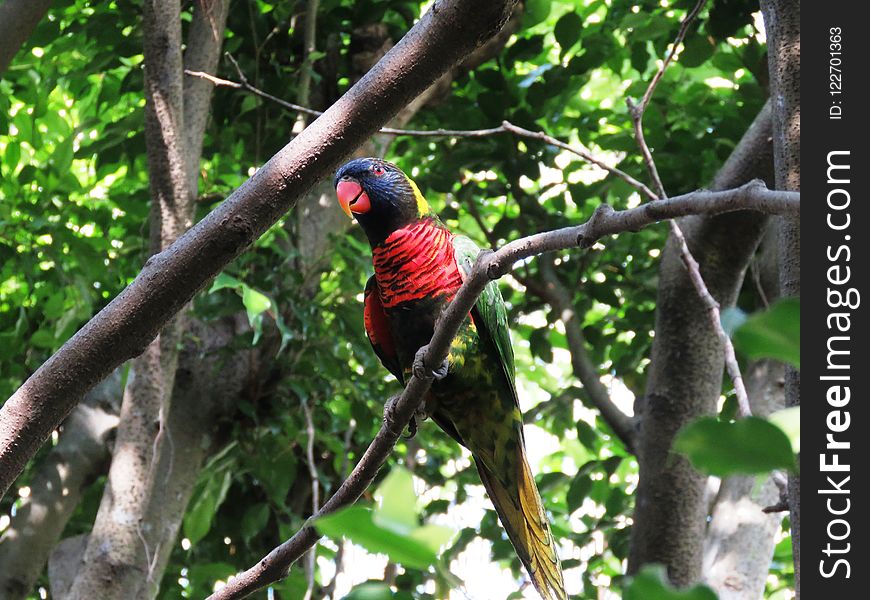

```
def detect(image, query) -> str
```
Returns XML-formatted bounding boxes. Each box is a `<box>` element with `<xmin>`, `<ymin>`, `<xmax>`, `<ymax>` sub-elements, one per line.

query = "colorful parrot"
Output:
<box><xmin>334</xmin><ymin>158</ymin><xmax>567</xmax><ymax>600</ymax></box>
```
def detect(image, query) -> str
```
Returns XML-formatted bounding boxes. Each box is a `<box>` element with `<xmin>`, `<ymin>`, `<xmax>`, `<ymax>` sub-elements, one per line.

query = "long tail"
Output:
<box><xmin>475</xmin><ymin>444</ymin><xmax>567</xmax><ymax>600</ymax></box>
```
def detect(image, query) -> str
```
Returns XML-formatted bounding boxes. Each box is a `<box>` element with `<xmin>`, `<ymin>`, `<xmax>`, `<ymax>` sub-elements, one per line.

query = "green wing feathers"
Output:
<box><xmin>451</xmin><ymin>235</ymin><xmax>516</xmax><ymax>386</ymax></box>
<box><xmin>450</xmin><ymin>234</ymin><xmax>567</xmax><ymax>600</ymax></box>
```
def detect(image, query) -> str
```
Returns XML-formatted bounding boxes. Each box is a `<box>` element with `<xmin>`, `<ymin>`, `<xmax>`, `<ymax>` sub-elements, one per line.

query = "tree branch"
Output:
<box><xmin>0</xmin><ymin>0</ymin><xmax>519</xmax><ymax>501</ymax></box>
<box><xmin>184</xmin><ymin>67</ymin><xmax>658</xmax><ymax>201</ymax></box>
<box><xmin>624</xmin><ymin>0</ymin><xmax>757</xmax><ymax>420</ymax></box>
<box><xmin>206</xmin><ymin>181</ymin><xmax>797</xmax><ymax>600</ymax></box>
<box><xmin>627</xmin><ymin>0</ymin><xmax>707</xmax><ymax>197</ymax></box>
<box><xmin>183</xmin><ymin>0</ymin><xmax>232</xmax><ymax>199</ymax></box>
<box><xmin>527</xmin><ymin>258</ymin><xmax>637</xmax><ymax>452</ymax></box>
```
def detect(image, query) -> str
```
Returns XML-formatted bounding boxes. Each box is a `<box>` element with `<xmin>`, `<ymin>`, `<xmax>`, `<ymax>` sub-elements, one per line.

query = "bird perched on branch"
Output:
<box><xmin>334</xmin><ymin>158</ymin><xmax>567</xmax><ymax>600</ymax></box>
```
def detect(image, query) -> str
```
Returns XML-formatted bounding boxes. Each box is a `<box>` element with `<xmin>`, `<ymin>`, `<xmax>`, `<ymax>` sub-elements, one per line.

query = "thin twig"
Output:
<box><xmin>638</xmin><ymin>0</ymin><xmax>708</xmax><ymax>113</ymax></box>
<box><xmin>184</xmin><ymin>69</ymin><xmax>658</xmax><ymax>200</ymax></box>
<box><xmin>205</xmin><ymin>181</ymin><xmax>798</xmax><ymax>600</ymax></box>
<box><xmin>626</xmin><ymin>0</ymin><xmax>753</xmax><ymax>418</ymax></box>
<box><xmin>627</xmin><ymin>0</ymin><xmax>708</xmax><ymax>198</ymax></box>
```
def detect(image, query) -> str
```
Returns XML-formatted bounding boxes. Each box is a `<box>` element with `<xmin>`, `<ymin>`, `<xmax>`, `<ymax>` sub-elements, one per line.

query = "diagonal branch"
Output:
<box><xmin>206</xmin><ymin>181</ymin><xmax>798</xmax><ymax>600</ymax></box>
<box><xmin>0</xmin><ymin>0</ymin><xmax>519</xmax><ymax>501</ymax></box>
<box><xmin>526</xmin><ymin>258</ymin><xmax>637</xmax><ymax>452</ymax></box>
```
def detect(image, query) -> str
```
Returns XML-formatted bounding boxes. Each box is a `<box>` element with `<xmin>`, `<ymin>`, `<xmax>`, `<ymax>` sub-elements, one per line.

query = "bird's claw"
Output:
<box><xmin>412</xmin><ymin>345</ymin><xmax>450</xmax><ymax>381</ymax></box>
<box><xmin>405</xmin><ymin>405</ymin><xmax>429</xmax><ymax>439</ymax></box>
<box><xmin>383</xmin><ymin>395</ymin><xmax>428</xmax><ymax>439</ymax></box>
<box><xmin>383</xmin><ymin>395</ymin><xmax>402</xmax><ymax>435</ymax></box>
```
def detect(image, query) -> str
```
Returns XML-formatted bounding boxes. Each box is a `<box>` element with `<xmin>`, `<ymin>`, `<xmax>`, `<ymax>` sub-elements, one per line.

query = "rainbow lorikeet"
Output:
<box><xmin>334</xmin><ymin>158</ymin><xmax>567</xmax><ymax>600</ymax></box>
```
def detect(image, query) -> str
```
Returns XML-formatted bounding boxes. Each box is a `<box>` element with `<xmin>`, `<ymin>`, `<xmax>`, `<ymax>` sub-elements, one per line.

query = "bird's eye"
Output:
<box><xmin>372</xmin><ymin>165</ymin><xmax>385</xmax><ymax>177</ymax></box>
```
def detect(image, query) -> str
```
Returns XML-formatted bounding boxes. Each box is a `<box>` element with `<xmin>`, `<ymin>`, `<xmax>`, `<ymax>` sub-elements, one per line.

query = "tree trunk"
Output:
<box><xmin>627</xmin><ymin>101</ymin><xmax>775</xmax><ymax>584</ymax></box>
<box><xmin>0</xmin><ymin>0</ymin><xmax>51</xmax><ymax>75</ymax></box>
<box><xmin>702</xmin><ymin>359</ymin><xmax>785</xmax><ymax>598</ymax></box>
<box><xmin>759</xmin><ymin>1</ymin><xmax>800</xmax><ymax>594</ymax></box>
<box><xmin>66</xmin><ymin>1</ymin><xmax>194</xmax><ymax>597</ymax></box>
<box><xmin>0</xmin><ymin>375</ymin><xmax>120</xmax><ymax>600</ymax></box>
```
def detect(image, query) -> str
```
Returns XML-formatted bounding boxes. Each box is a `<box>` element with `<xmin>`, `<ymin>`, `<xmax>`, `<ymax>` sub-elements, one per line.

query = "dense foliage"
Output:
<box><xmin>0</xmin><ymin>0</ymin><xmax>794</xmax><ymax>598</ymax></box>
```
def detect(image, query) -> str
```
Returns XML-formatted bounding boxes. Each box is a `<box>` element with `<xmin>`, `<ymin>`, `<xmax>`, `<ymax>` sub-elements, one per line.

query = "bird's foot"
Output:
<box><xmin>412</xmin><ymin>345</ymin><xmax>450</xmax><ymax>381</ymax></box>
<box><xmin>383</xmin><ymin>394</ymin><xmax>428</xmax><ymax>438</ymax></box>
<box><xmin>383</xmin><ymin>394</ymin><xmax>403</xmax><ymax>436</ymax></box>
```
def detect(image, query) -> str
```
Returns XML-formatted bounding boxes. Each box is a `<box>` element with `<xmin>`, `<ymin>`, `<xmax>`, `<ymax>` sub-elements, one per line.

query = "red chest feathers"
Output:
<box><xmin>372</xmin><ymin>220</ymin><xmax>464</xmax><ymax>309</ymax></box>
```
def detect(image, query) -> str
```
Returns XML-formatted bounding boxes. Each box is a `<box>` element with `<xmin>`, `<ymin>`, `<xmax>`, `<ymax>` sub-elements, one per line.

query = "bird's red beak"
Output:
<box><xmin>336</xmin><ymin>180</ymin><xmax>371</xmax><ymax>218</ymax></box>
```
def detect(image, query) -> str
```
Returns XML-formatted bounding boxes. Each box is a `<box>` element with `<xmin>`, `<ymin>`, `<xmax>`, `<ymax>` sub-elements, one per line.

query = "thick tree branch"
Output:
<box><xmin>183</xmin><ymin>0</ymin><xmax>232</xmax><ymax>199</ymax></box>
<box><xmin>207</xmin><ymin>182</ymin><xmax>797</xmax><ymax>600</ymax></box>
<box><xmin>0</xmin><ymin>0</ymin><xmax>519</xmax><ymax>501</ymax></box>
<box><xmin>0</xmin><ymin>0</ymin><xmax>51</xmax><ymax>76</ymax></box>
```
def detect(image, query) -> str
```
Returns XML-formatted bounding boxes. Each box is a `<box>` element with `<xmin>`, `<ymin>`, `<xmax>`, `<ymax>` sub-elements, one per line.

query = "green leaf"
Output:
<box><xmin>315</xmin><ymin>506</ymin><xmax>438</xmax><ymax>570</ymax></box>
<box><xmin>679</xmin><ymin>35</ymin><xmax>715</xmax><ymax>68</ymax></box>
<box><xmin>674</xmin><ymin>416</ymin><xmax>796</xmax><ymax>476</ymax></box>
<box><xmin>554</xmin><ymin>12</ymin><xmax>583</xmax><ymax>53</ymax></box>
<box><xmin>342</xmin><ymin>582</ymin><xmax>395</xmax><ymax>600</ymax></box>
<box><xmin>209</xmin><ymin>272</ymin><xmax>243</xmax><ymax>293</ymax></box>
<box><xmin>768</xmin><ymin>406</ymin><xmax>800</xmax><ymax>454</ymax></box>
<box><xmin>242</xmin><ymin>285</ymin><xmax>271</xmax><ymax>323</ymax></box>
<box><xmin>732</xmin><ymin>298</ymin><xmax>800</xmax><ymax>368</ymax></box>
<box><xmin>522</xmin><ymin>0</ymin><xmax>551</xmax><ymax>28</ymax></box>
<box><xmin>374</xmin><ymin>468</ymin><xmax>419</xmax><ymax>534</ymax></box>
<box><xmin>566</xmin><ymin>474</ymin><xmax>593</xmax><ymax>512</ymax></box>
<box><xmin>408</xmin><ymin>524</ymin><xmax>456</xmax><ymax>555</ymax></box>
<box><xmin>240</xmin><ymin>503</ymin><xmax>270</xmax><ymax>541</ymax></box>
<box><xmin>624</xmin><ymin>565</ymin><xmax>718</xmax><ymax>600</ymax></box>
<box><xmin>183</xmin><ymin>470</ymin><xmax>232</xmax><ymax>545</ymax></box>
<box><xmin>316</xmin><ymin>467</ymin><xmax>453</xmax><ymax>571</ymax></box>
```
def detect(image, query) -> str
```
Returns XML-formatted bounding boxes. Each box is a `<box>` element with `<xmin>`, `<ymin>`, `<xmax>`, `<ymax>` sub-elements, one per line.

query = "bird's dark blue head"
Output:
<box><xmin>334</xmin><ymin>158</ymin><xmax>431</xmax><ymax>246</ymax></box>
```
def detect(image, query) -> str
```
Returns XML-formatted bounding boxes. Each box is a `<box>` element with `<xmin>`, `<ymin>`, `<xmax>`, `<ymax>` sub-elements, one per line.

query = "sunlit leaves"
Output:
<box><xmin>184</xmin><ymin>470</ymin><xmax>232</xmax><ymax>545</ymax></box>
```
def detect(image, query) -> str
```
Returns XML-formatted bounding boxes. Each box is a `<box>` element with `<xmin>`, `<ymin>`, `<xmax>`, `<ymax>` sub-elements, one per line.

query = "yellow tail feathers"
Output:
<box><xmin>475</xmin><ymin>445</ymin><xmax>567</xmax><ymax>600</ymax></box>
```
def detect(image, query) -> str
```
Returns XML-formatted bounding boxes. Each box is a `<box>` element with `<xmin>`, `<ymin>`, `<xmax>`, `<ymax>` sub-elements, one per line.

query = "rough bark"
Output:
<box><xmin>49</xmin><ymin>316</ymin><xmax>253</xmax><ymax>599</ymax></box>
<box><xmin>0</xmin><ymin>0</ymin><xmax>518</xmax><ymax>500</ymax></box>
<box><xmin>66</xmin><ymin>2</ymin><xmax>192</xmax><ymax>598</ymax></box>
<box><xmin>0</xmin><ymin>375</ymin><xmax>120</xmax><ymax>600</ymax></box>
<box><xmin>183</xmin><ymin>0</ymin><xmax>231</xmax><ymax>199</ymax></box>
<box><xmin>627</xmin><ymin>101</ymin><xmax>776</xmax><ymax>584</ymax></box>
<box><xmin>760</xmin><ymin>0</ymin><xmax>800</xmax><ymax>594</ymax></box>
<box><xmin>139</xmin><ymin>315</ymin><xmax>256</xmax><ymax>598</ymax></box>
<box><xmin>0</xmin><ymin>0</ymin><xmax>51</xmax><ymax>76</ymax></box>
